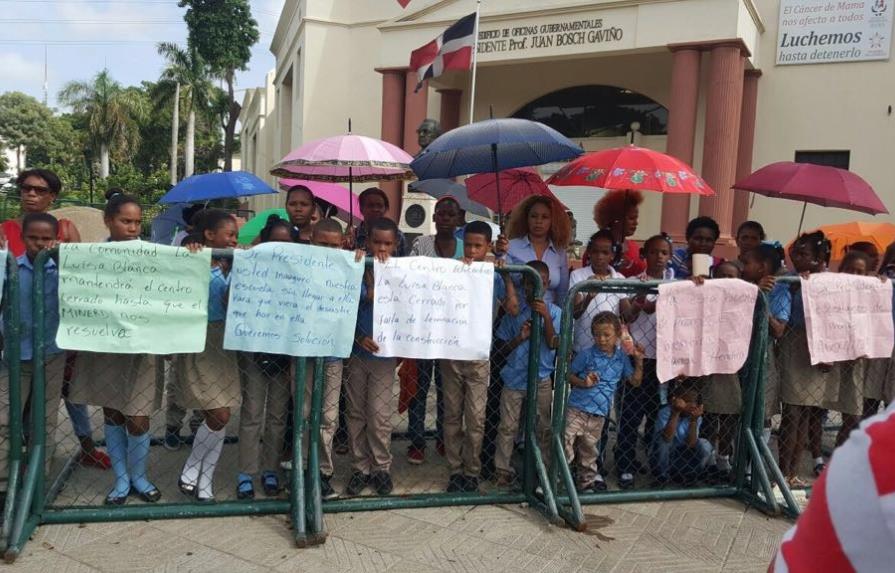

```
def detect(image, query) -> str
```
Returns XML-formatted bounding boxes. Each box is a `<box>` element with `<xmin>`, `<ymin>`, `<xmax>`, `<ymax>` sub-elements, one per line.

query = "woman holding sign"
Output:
<box><xmin>176</xmin><ymin>209</ymin><xmax>241</xmax><ymax>502</ymax></box>
<box><xmin>69</xmin><ymin>192</ymin><xmax>162</xmax><ymax>505</ymax></box>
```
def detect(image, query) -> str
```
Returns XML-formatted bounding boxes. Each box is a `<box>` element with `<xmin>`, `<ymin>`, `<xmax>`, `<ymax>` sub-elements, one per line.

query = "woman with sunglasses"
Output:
<box><xmin>0</xmin><ymin>169</ymin><xmax>112</xmax><ymax>472</ymax></box>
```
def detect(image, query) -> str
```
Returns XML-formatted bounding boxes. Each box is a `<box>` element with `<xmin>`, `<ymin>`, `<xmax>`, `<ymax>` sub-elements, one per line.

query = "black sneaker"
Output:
<box><xmin>163</xmin><ymin>427</ymin><xmax>182</xmax><ymax>451</ymax></box>
<box><xmin>370</xmin><ymin>471</ymin><xmax>394</xmax><ymax>495</ymax></box>
<box><xmin>346</xmin><ymin>472</ymin><xmax>369</xmax><ymax>496</ymax></box>
<box><xmin>447</xmin><ymin>474</ymin><xmax>465</xmax><ymax>493</ymax></box>
<box><xmin>321</xmin><ymin>474</ymin><xmax>339</xmax><ymax>501</ymax></box>
<box><xmin>463</xmin><ymin>476</ymin><xmax>480</xmax><ymax>493</ymax></box>
<box><xmin>618</xmin><ymin>473</ymin><xmax>635</xmax><ymax>490</ymax></box>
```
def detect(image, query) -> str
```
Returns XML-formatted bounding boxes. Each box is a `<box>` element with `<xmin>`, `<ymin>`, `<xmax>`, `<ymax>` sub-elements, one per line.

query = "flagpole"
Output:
<box><xmin>467</xmin><ymin>0</ymin><xmax>482</xmax><ymax>124</ymax></box>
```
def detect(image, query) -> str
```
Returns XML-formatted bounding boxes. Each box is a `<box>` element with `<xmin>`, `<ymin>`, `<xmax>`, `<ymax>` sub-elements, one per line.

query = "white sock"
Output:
<box><xmin>197</xmin><ymin>427</ymin><xmax>226</xmax><ymax>499</ymax></box>
<box><xmin>709</xmin><ymin>451</ymin><xmax>718</xmax><ymax>466</ymax></box>
<box><xmin>814</xmin><ymin>456</ymin><xmax>824</xmax><ymax>466</ymax></box>
<box><xmin>762</xmin><ymin>428</ymin><xmax>771</xmax><ymax>445</ymax></box>
<box><xmin>718</xmin><ymin>455</ymin><xmax>731</xmax><ymax>471</ymax></box>
<box><xmin>181</xmin><ymin>423</ymin><xmax>212</xmax><ymax>486</ymax></box>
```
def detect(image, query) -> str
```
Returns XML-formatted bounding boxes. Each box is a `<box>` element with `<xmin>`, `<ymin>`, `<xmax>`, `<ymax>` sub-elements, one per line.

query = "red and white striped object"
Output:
<box><xmin>770</xmin><ymin>403</ymin><xmax>895</xmax><ymax>572</ymax></box>
<box><xmin>408</xmin><ymin>12</ymin><xmax>476</xmax><ymax>91</ymax></box>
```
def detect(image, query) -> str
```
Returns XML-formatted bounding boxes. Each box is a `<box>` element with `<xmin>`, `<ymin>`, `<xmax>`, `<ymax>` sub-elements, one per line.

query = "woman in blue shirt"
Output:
<box><xmin>498</xmin><ymin>195</ymin><xmax>571</xmax><ymax>305</ymax></box>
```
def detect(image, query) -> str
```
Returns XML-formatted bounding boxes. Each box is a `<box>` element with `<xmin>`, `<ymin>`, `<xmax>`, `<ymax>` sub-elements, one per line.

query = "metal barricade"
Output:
<box><xmin>1</xmin><ymin>253</ymin><xmax>23</xmax><ymax>552</ymax></box>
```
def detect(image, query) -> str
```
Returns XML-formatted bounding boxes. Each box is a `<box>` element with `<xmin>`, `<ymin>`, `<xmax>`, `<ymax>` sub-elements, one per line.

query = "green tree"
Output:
<box><xmin>0</xmin><ymin>92</ymin><xmax>53</xmax><ymax>171</ymax></box>
<box><xmin>58</xmin><ymin>69</ymin><xmax>145</xmax><ymax>179</ymax></box>
<box><xmin>156</xmin><ymin>42</ymin><xmax>214</xmax><ymax>181</ymax></box>
<box><xmin>179</xmin><ymin>0</ymin><xmax>259</xmax><ymax>172</ymax></box>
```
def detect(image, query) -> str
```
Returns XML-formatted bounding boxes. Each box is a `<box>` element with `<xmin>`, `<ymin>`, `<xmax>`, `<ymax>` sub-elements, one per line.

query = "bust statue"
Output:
<box><xmin>417</xmin><ymin>118</ymin><xmax>442</xmax><ymax>150</ymax></box>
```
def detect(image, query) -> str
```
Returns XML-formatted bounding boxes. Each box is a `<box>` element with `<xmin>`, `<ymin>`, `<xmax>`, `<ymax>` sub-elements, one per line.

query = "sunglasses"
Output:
<box><xmin>20</xmin><ymin>184</ymin><xmax>53</xmax><ymax>196</ymax></box>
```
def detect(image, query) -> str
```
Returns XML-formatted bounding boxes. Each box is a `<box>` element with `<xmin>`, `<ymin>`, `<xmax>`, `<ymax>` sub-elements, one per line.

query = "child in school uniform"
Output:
<box><xmin>565</xmin><ymin>312</ymin><xmax>644</xmax><ymax>492</ymax></box>
<box><xmin>438</xmin><ymin>221</ymin><xmax>518</xmax><ymax>493</ymax></box>
<box><xmin>774</xmin><ymin>231</ymin><xmax>836</xmax><ymax>488</ymax></box>
<box><xmin>493</xmin><ymin>260</ymin><xmax>561</xmax><ymax>486</ymax></box>
<box><xmin>616</xmin><ymin>233</ymin><xmax>674</xmax><ymax>489</ymax></box>
<box><xmin>650</xmin><ymin>380</ymin><xmax>713</xmax><ymax>485</ymax></box>
<box><xmin>236</xmin><ymin>216</ymin><xmax>294</xmax><ymax>499</ymax></box>
<box><xmin>345</xmin><ymin>218</ymin><xmax>399</xmax><ymax>497</ymax></box>
<box><xmin>69</xmin><ymin>194</ymin><xmax>163</xmax><ymax>505</ymax></box>
<box><xmin>698</xmin><ymin>261</ymin><xmax>745</xmax><ymax>481</ymax></box>
<box><xmin>826</xmin><ymin>250</ymin><xmax>872</xmax><ymax>447</ymax></box>
<box><xmin>0</xmin><ymin>214</ymin><xmax>66</xmax><ymax>496</ymax></box>
<box><xmin>569</xmin><ymin>230</ymin><xmax>624</xmax><ymax>355</ymax></box>
<box><xmin>302</xmin><ymin>218</ymin><xmax>364</xmax><ymax>501</ymax></box>
<box><xmin>176</xmin><ymin>209</ymin><xmax>241</xmax><ymax>501</ymax></box>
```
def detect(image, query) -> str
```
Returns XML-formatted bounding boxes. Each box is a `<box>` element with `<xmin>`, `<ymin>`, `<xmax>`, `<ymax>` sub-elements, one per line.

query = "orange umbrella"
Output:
<box><xmin>789</xmin><ymin>221</ymin><xmax>895</xmax><ymax>263</ymax></box>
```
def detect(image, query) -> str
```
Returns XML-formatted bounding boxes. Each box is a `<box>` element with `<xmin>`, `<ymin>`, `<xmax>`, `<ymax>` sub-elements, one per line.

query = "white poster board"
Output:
<box><xmin>372</xmin><ymin>257</ymin><xmax>494</xmax><ymax>360</ymax></box>
<box><xmin>777</xmin><ymin>0</ymin><xmax>894</xmax><ymax>65</ymax></box>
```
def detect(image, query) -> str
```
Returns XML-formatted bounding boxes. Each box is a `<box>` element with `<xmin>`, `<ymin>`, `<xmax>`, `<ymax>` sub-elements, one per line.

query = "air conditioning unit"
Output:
<box><xmin>399</xmin><ymin>192</ymin><xmax>436</xmax><ymax>247</ymax></box>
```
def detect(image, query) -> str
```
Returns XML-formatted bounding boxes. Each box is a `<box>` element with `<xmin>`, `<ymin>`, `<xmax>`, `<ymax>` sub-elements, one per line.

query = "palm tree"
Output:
<box><xmin>155</xmin><ymin>42</ymin><xmax>213</xmax><ymax>181</ymax></box>
<box><xmin>58</xmin><ymin>69</ymin><xmax>143</xmax><ymax>179</ymax></box>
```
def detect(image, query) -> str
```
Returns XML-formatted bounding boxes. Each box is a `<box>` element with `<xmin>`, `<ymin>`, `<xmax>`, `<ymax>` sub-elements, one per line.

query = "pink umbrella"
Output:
<box><xmin>270</xmin><ymin>132</ymin><xmax>415</xmax><ymax>225</ymax></box>
<box><xmin>465</xmin><ymin>167</ymin><xmax>563</xmax><ymax>215</ymax></box>
<box><xmin>277</xmin><ymin>179</ymin><xmax>363</xmax><ymax>223</ymax></box>
<box><xmin>733</xmin><ymin>161</ymin><xmax>888</xmax><ymax>233</ymax></box>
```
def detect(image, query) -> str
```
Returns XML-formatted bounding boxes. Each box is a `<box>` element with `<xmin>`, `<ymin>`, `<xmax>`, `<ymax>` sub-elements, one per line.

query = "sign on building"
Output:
<box><xmin>777</xmin><ymin>0</ymin><xmax>894</xmax><ymax>65</ymax></box>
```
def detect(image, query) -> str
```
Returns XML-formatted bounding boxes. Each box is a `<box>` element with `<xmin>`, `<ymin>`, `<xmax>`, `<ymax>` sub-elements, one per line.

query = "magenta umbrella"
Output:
<box><xmin>270</xmin><ymin>130</ymin><xmax>415</xmax><ymax>225</ymax></box>
<box><xmin>734</xmin><ymin>161</ymin><xmax>888</xmax><ymax>233</ymax></box>
<box><xmin>277</xmin><ymin>178</ymin><xmax>363</xmax><ymax>223</ymax></box>
<box><xmin>465</xmin><ymin>167</ymin><xmax>564</xmax><ymax>215</ymax></box>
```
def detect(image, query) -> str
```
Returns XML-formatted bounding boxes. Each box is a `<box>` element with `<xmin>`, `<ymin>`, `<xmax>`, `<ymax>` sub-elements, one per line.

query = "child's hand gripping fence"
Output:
<box><xmin>3</xmin><ymin>248</ymin><xmax>563</xmax><ymax>557</ymax></box>
<box><xmin>549</xmin><ymin>277</ymin><xmax>794</xmax><ymax>531</ymax></box>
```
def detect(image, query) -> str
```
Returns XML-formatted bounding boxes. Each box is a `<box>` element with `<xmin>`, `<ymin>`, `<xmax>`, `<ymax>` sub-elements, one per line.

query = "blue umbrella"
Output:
<box><xmin>150</xmin><ymin>203</ymin><xmax>190</xmax><ymax>245</ymax></box>
<box><xmin>159</xmin><ymin>171</ymin><xmax>278</xmax><ymax>204</ymax></box>
<box><xmin>410</xmin><ymin>118</ymin><xmax>582</xmax><ymax>219</ymax></box>
<box><xmin>408</xmin><ymin>179</ymin><xmax>492</xmax><ymax>218</ymax></box>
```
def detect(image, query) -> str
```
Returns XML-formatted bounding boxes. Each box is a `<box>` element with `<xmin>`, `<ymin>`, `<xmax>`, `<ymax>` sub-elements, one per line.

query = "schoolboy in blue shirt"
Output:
<box><xmin>345</xmin><ymin>218</ymin><xmax>399</xmax><ymax>497</ymax></box>
<box><xmin>650</xmin><ymin>381</ymin><xmax>713</xmax><ymax>485</ymax></box>
<box><xmin>566</xmin><ymin>312</ymin><xmax>643</xmax><ymax>492</ymax></box>
<box><xmin>0</xmin><ymin>213</ymin><xmax>66</xmax><ymax>494</ymax></box>
<box><xmin>493</xmin><ymin>260</ymin><xmax>560</xmax><ymax>486</ymax></box>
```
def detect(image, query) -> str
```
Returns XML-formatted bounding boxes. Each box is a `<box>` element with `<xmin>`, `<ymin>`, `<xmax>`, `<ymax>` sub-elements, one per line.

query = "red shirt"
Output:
<box><xmin>2</xmin><ymin>219</ymin><xmax>73</xmax><ymax>258</ymax></box>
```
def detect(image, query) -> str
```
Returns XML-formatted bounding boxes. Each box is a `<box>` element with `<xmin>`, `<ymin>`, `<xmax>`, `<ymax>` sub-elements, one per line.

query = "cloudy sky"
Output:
<box><xmin>0</xmin><ymin>0</ymin><xmax>284</xmax><ymax>108</ymax></box>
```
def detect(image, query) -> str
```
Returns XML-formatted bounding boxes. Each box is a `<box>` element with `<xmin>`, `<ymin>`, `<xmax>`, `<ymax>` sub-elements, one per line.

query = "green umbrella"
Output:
<box><xmin>238</xmin><ymin>208</ymin><xmax>289</xmax><ymax>245</ymax></box>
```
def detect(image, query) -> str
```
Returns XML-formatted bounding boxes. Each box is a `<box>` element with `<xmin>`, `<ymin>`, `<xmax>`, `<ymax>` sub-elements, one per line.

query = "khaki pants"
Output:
<box><xmin>439</xmin><ymin>359</ymin><xmax>489</xmax><ymax>477</ymax></box>
<box><xmin>302</xmin><ymin>359</ymin><xmax>343</xmax><ymax>477</ymax></box>
<box><xmin>346</xmin><ymin>357</ymin><xmax>397</xmax><ymax>474</ymax></box>
<box><xmin>0</xmin><ymin>354</ymin><xmax>66</xmax><ymax>492</ymax></box>
<box><xmin>494</xmin><ymin>380</ymin><xmax>553</xmax><ymax>475</ymax></box>
<box><xmin>563</xmin><ymin>407</ymin><xmax>605</xmax><ymax>487</ymax></box>
<box><xmin>237</xmin><ymin>356</ymin><xmax>291</xmax><ymax>475</ymax></box>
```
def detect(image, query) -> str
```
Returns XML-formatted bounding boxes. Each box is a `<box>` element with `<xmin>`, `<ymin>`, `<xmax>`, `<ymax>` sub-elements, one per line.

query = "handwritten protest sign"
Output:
<box><xmin>373</xmin><ymin>257</ymin><xmax>494</xmax><ymax>360</ymax></box>
<box><xmin>802</xmin><ymin>273</ymin><xmax>894</xmax><ymax>365</ymax></box>
<box><xmin>56</xmin><ymin>241</ymin><xmax>211</xmax><ymax>354</ymax></box>
<box><xmin>656</xmin><ymin>279</ymin><xmax>758</xmax><ymax>383</ymax></box>
<box><xmin>223</xmin><ymin>243</ymin><xmax>363</xmax><ymax>358</ymax></box>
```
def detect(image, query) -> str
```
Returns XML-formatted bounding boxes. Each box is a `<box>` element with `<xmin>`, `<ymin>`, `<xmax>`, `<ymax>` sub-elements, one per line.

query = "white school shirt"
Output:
<box><xmin>568</xmin><ymin>266</ymin><xmax>624</xmax><ymax>353</ymax></box>
<box><xmin>626</xmin><ymin>268</ymin><xmax>675</xmax><ymax>360</ymax></box>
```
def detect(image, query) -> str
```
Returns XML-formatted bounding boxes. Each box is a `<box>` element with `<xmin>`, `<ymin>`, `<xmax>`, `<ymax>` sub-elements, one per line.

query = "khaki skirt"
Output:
<box><xmin>173</xmin><ymin>322</ymin><xmax>240</xmax><ymax>410</ymax></box>
<box><xmin>824</xmin><ymin>359</ymin><xmax>865</xmax><ymax>416</ymax></box>
<box><xmin>764</xmin><ymin>344</ymin><xmax>781</xmax><ymax>418</ymax></box>
<box><xmin>70</xmin><ymin>352</ymin><xmax>161</xmax><ymax>417</ymax></box>
<box><xmin>778</xmin><ymin>328</ymin><xmax>839</xmax><ymax>408</ymax></box>
<box><xmin>864</xmin><ymin>356</ymin><xmax>891</xmax><ymax>402</ymax></box>
<box><xmin>701</xmin><ymin>373</ymin><xmax>742</xmax><ymax>415</ymax></box>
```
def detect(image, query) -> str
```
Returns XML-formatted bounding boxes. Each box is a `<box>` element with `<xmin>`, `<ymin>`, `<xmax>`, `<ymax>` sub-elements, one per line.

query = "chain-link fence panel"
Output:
<box><xmin>549</xmin><ymin>278</ymin><xmax>785</xmax><ymax>528</ymax></box>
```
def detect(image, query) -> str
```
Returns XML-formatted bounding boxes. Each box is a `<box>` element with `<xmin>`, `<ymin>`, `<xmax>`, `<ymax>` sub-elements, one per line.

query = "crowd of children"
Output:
<box><xmin>2</xmin><ymin>173</ymin><xmax>893</xmax><ymax>506</ymax></box>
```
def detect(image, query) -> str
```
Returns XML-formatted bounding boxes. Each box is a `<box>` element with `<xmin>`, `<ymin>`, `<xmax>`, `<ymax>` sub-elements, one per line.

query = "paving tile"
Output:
<box><xmin>275</xmin><ymin>535</ymin><xmax>402</xmax><ymax>573</ymax></box>
<box><xmin>9</xmin><ymin>546</ymin><xmax>101</xmax><ymax>573</ymax></box>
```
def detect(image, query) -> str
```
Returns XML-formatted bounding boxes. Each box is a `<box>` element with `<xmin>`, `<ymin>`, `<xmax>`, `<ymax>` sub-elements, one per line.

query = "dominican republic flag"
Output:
<box><xmin>409</xmin><ymin>12</ymin><xmax>476</xmax><ymax>92</ymax></box>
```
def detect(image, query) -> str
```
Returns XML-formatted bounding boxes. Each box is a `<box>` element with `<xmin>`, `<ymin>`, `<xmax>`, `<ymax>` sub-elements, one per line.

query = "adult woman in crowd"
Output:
<box><xmin>0</xmin><ymin>169</ymin><xmax>110</xmax><ymax>471</ymax></box>
<box><xmin>591</xmin><ymin>189</ymin><xmax>645</xmax><ymax>277</ymax></box>
<box><xmin>498</xmin><ymin>195</ymin><xmax>571</xmax><ymax>305</ymax></box>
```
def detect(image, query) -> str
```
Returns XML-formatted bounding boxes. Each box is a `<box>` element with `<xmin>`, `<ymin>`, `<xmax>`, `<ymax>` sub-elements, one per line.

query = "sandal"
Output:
<box><xmin>237</xmin><ymin>473</ymin><xmax>255</xmax><ymax>500</ymax></box>
<box><xmin>178</xmin><ymin>478</ymin><xmax>197</xmax><ymax>498</ymax></box>
<box><xmin>262</xmin><ymin>471</ymin><xmax>279</xmax><ymax>497</ymax></box>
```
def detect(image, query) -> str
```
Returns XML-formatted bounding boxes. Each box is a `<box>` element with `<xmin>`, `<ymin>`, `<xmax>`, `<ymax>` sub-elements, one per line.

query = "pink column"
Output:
<box><xmin>732</xmin><ymin>70</ymin><xmax>761</xmax><ymax>232</ymax></box>
<box><xmin>660</xmin><ymin>47</ymin><xmax>702</xmax><ymax>240</ymax></box>
<box><xmin>437</xmin><ymin>89</ymin><xmax>462</xmax><ymax>133</ymax></box>
<box><xmin>403</xmin><ymin>74</ymin><xmax>429</xmax><ymax>155</ymax></box>
<box><xmin>378</xmin><ymin>68</ymin><xmax>407</xmax><ymax>223</ymax></box>
<box><xmin>697</xmin><ymin>43</ymin><xmax>746</xmax><ymax>242</ymax></box>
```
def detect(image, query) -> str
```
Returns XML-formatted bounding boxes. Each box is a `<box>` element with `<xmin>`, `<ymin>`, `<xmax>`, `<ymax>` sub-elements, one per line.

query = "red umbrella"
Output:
<box><xmin>733</xmin><ymin>162</ymin><xmax>888</xmax><ymax>232</ymax></box>
<box><xmin>465</xmin><ymin>167</ymin><xmax>563</xmax><ymax>215</ymax></box>
<box><xmin>546</xmin><ymin>145</ymin><xmax>714</xmax><ymax>196</ymax></box>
